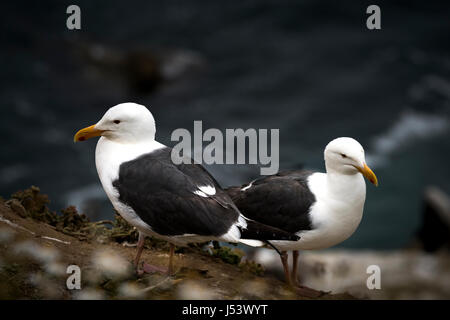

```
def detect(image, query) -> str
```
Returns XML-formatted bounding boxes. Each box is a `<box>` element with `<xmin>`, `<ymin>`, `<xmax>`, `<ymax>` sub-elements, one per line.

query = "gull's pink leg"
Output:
<box><xmin>134</xmin><ymin>232</ymin><xmax>168</xmax><ymax>274</ymax></box>
<box><xmin>291</xmin><ymin>250</ymin><xmax>300</xmax><ymax>285</ymax></box>
<box><xmin>280</xmin><ymin>251</ymin><xmax>293</xmax><ymax>286</ymax></box>
<box><xmin>134</xmin><ymin>232</ymin><xmax>145</xmax><ymax>268</ymax></box>
<box><xmin>290</xmin><ymin>250</ymin><xmax>325</xmax><ymax>298</ymax></box>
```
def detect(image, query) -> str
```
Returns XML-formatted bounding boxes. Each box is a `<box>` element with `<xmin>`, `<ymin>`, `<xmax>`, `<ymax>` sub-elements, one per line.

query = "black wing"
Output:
<box><xmin>113</xmin><ymin>147</ymin><xmax>239</xmax><ymax>237</ymax></box>
<box><xmin>226</xmin><ymin>170</ymin><xmax>316</xmax><ymax>233</ymax></box>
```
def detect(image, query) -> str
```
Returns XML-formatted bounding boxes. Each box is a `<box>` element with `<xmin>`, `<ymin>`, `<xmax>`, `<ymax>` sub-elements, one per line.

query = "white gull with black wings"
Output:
<box><xmin>226</xmin><ymin>138</ymin><xmax>379</xmax><ymax>291</ymax></box>
<box><xmin>74</xmin><ymin>103</ymin><xmax>299</xmax><ymax>248</ymax></box>
<box><xmin>227</xmin><ymin>138</ymin><xmax>379</xmax><ymax>251</ymax></box>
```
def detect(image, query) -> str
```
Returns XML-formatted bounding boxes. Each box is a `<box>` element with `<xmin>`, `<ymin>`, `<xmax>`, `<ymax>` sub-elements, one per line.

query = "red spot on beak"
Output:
<box><xmin>79</xmin><ymin>136</ymin><xmax>86</xmax><ymax>141</ymax></box>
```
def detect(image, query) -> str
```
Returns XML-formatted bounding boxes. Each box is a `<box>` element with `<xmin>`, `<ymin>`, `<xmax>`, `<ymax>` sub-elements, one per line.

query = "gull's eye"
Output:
<box><xmin>341</xmin><ymin>153</ymin><xmax>347</xmax><ymax>158</ymax></box>
<box><xmin>113</xmin><ymin>120</ymin><xmax>121</xmax><ymax>124</ymax></box>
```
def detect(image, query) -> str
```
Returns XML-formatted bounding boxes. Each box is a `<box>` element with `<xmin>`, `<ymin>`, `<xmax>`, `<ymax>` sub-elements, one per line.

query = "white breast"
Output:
<box><xmin>95</xmin><ymin>137</ymin><xmax>164</xmax><ymax>233</ymax></box>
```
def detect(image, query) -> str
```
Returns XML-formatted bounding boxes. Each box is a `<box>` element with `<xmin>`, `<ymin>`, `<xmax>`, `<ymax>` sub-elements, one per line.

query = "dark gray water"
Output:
<box><xmin>1</xmin><ymin>1</ymin><xmax>449</xmax><ymax>249</ymax></box>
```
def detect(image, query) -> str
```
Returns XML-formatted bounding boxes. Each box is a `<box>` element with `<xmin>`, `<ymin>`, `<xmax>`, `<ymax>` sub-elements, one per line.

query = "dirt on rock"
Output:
<box><xmin>0</xmin><ymin>187</ymin><xmax>355</xmax><ymax>300</ymax></box>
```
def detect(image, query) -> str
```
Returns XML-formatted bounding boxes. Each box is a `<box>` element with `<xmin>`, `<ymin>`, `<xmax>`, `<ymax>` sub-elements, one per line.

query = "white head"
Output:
<box><xmin>324</xmin><ymin>137</ymin><xmax>378</xmax><ymax>186</ymax></box>
<box><xmin>74</xmin><ymin>103</ymin><xmax>156</xmax><ymax>143</ymax></box>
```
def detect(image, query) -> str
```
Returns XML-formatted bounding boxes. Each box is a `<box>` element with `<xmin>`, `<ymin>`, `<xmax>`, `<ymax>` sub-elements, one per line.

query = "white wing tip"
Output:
<box><xmin>241</xmin><ymin>180</ymin><xmax>255</xmax><ymax>191</ymax></box>
<box><xmin>195</xmin><ymin>185</ymin><xmax>216</xmax><ymax>196</ymax></box>
<box><xmin>199</xmin><ymin>185</ymin><xmax>216</xmax><ymax>195</ymax></box>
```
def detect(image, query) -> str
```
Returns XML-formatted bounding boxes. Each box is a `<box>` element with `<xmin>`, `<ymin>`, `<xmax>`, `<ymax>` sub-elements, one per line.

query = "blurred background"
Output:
<box><xmin>1</xmin><ymin>0</ymin><xmax>449</xmax><ymax>298</ymax></box>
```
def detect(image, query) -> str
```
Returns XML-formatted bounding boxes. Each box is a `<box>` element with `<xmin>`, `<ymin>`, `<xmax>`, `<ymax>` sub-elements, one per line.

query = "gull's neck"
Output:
<box><xmin>325</xmin><ymin>169</ymin><xmax>366</xmax><ymax>204</ymax></box>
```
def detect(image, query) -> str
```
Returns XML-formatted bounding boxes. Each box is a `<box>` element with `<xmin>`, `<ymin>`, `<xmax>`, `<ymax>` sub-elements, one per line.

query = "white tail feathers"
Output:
<box><xmin>239</xmin><ymin>239</ymin><xmax>265</xmax><ymax>247</ymax></box>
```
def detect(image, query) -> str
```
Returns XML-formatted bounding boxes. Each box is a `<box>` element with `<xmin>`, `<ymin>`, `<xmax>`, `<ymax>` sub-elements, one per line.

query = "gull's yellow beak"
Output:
<box><xmin>73</xmin><ymin>124</ymin><xmax>104</xmax><ymax>142</ymax></box>
<box><xmin>356</xmin><ymin>163</ymin><xmax>378</xmax><ymax>186</ymax></box>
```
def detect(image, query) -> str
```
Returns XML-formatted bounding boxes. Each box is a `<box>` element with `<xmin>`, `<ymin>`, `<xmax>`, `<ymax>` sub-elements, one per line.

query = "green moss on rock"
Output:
<box><xmin>239</xmin><ymin>260</ymin><xmax>265</xmax><ymax>276</ymax></box>
<box><xmin>212</xmin><ymin>246</ymin><xmax>244</xmax><ymax>265</ymax></box>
